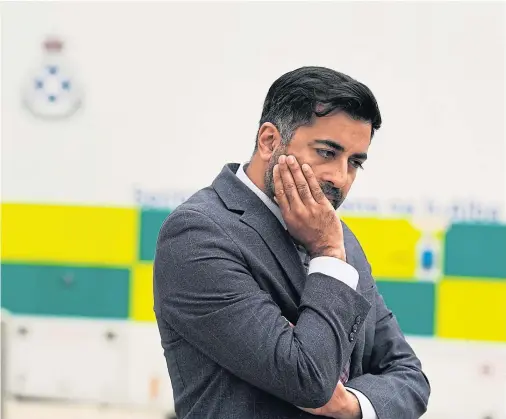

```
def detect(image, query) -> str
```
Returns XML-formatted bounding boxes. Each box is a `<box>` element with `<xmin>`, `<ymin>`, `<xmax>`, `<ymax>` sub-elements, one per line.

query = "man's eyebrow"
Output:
<box><xmin>313</xmin><ymin>139</ymin><xmax>345</xmax><ymax>152</ymax></box>
<box><xmin>313</xmin><ymin>139</ymin><xmax>368</xmax><ymax>160</ymax></box>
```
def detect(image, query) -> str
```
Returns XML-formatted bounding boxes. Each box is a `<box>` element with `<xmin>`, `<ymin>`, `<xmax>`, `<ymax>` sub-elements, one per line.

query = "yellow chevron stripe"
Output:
<box><xmin>342</xmin><ymin>217</ymin><xmax>421</xmax><ymax>278</ymax></box>
<box><xmin>436</xmin><ymin>278</ymin><xmax>506</xmax><ymax>342</ymax></box>
<box><xmin>130</xmin><ymin>263</ymin><xmax>155</xmax><ymax>321</ymax></box>
<box><xmin>1</xmin><ymin>203</ymin><xmax>138</xmax><ymax>265</ymax></box>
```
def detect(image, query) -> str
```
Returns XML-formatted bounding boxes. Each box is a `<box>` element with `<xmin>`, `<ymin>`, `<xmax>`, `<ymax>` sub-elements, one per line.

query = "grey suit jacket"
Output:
<box><xmin>153</xmin><ymin>163</ymin><xmax>430</xmax><ymax>419</ymax></box>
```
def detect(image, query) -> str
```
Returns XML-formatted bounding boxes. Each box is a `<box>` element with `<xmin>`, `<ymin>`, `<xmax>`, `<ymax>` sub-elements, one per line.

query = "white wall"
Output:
<box><xmin>1</xmin><ymin>1</ymin><xmax>505</xmax><ymax>216</ymax></box>
<box><xmin>2</xmin><ymin>2</ymin><xmax>506</xmax><ymax>418</ymax></box>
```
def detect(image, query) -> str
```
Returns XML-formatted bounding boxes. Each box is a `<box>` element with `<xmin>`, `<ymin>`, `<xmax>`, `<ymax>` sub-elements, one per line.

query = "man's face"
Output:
<box><xmin>264</xmin><ymin>112</ymin><xmax>372</xmax><ymax>209</ymax></box>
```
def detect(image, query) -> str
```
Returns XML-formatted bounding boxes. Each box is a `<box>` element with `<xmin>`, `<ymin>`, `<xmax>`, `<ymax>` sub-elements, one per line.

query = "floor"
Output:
<box><xmin>3</xmin><ymin>398</ymin><xmax>175</xmax><ymax>419</ymax></box>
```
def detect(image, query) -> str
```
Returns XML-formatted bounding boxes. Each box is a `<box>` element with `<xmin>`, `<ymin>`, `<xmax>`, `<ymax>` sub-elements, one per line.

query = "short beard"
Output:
<box><xmin>264</xmin><ymin>145</ymin><xmax>286</xmax><ymax>201</ymax></box>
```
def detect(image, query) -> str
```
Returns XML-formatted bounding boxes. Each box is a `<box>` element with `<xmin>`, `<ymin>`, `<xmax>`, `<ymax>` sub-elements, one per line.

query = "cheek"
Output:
<box><xmin>343</xmin><ymin>171</ymin><xmax>358</xmax><ymax>191</ymax></box>
<box><xmin>341</xmin><ymin>184</ymin><xmax>352</xmax><ymax>196</ymax></box>
<box><xmin>287</xmin><ymin>150</ymin><xmax>313</xmax><ymax>165</ymax></box>
<box><xmin>309</xmin><ymin>168</ymin><xmax>325</xmax><ymax>183</ymax></box>
<box><xmin>348</xmin><ymin>169</ymin><xmax>358</xmax><ymax>180</ymax></box>
<box><xmin>286</xmin><ymin>144</ymin><xmax>313</xmax><ymax>161</ymax></box>
<box><xmin>300</xmin><ymin>154</ymin><xmax>325</xmax><ymax>171</ymax></box>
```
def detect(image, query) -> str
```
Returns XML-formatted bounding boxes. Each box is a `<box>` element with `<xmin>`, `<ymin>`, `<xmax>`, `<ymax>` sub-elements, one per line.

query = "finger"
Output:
<box><xmin>336</xmin><ymin>381</ymin><xmax>347</xmax><ymax>394</ymax></box>
<box><xmin>286</xmin><ymin>156</ymin><xmax>316</xmax><ymax>205</ymax></box>
<box><xmin>273</xmin><ymin>164</ymin><xmax>290</xmax><ymax>211</ymax></box>
<box><xmin>278</xmin><ymin>155</ymin><xmax>303</xmax><ymax>207</ymax></box>
<box><xmin>301</xmin><ymin>163</ymin><xmax>327</xmax><ymax>205</ymax></box>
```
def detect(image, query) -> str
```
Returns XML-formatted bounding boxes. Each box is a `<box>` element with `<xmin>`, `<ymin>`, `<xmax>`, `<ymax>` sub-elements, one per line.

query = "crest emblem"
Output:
<box><xmin>22</xmin><ymin>36</ymin><xmax>82</xmax><ymax>119</ymax></box>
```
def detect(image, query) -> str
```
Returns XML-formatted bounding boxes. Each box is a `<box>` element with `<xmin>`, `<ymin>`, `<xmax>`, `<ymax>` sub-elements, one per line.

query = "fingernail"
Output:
<box><xmin>287</xmin><ymin>156</ymin><xmax>295</xmax><ymax>164</ymax></box>
<box><xmin>279</xmin><ymin>155</ymin><xmax>286</xmax><ymax>164</ymax></box>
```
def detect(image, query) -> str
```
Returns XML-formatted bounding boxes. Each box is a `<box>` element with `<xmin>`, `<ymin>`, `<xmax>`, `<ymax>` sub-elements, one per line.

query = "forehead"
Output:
<box><xmin>293</xmin><ymin>112</ymin><xmax>372</xmax><ymax>152</ymax></box>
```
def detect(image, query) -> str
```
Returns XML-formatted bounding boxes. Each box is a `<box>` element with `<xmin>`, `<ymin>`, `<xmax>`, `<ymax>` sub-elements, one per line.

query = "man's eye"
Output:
<box><xmin>316</xmin><ymin>149</ymin><xmax>335</xmax><ymax>159</ymax></box>
<box><xmin>350</xmin><ymin>160</ymin><xmax>364</xmax><ymax>170</ymax></box>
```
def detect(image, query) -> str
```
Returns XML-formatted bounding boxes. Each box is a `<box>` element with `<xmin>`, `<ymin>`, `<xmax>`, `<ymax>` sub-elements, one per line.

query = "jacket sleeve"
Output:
<box><xmin>153</xmin><ymin>208</ymin><xmax>372</xmax><ymax>409</ymax></box>
<box><xmin>345</xmin><ymin>280</ymin><xmax>431</xmax><ymax>419</ymax></box>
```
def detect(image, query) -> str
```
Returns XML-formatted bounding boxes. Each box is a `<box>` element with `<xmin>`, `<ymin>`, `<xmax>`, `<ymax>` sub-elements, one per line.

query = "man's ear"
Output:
<box><xmin>256</xmin><ymin>123</ymin><xmax>282</xmax><ymax>162</ymax></box>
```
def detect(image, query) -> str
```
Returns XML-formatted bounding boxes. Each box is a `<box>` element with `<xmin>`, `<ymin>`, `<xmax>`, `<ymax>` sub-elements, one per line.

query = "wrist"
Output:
<box><xmin>345</xmin><ymin>391</ymin><xmax>362</xmax><ymax>419</ymax></box>
<box><xmin>309</xmin><ymin>246</ymin><xmax>346</xmax><ymax>261</ymax></box>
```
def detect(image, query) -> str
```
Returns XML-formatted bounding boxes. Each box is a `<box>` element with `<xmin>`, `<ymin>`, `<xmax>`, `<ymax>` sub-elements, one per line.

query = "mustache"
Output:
<box><xmin>320</xmin><ymin>182</ymin><xmax>342</xmax><ymax>202</ymax></box>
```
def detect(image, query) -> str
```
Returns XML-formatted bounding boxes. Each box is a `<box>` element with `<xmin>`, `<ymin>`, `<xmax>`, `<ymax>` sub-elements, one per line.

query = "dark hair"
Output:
<box><xmin>255</xmin><ymin>66</ymin><xmax>382</xmax><ymax>149</ymax></box>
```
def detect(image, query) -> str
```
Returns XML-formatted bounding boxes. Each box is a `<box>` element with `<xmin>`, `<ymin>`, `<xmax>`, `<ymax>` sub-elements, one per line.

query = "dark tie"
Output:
<box><xmin>293</xmin><ymin>242</ymin><xmax>311</xmax><ymax>271</ymax></box>
<box><xmin>292</xmin><ymin>240</ymin><xmax>351</xmax><ymax>384</ymax></box>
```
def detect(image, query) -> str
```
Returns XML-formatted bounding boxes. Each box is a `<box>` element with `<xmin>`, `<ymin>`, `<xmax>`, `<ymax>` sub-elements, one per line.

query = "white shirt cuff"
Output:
<box><xmin>307</xmin><ymin>257</ymin><xmax>359</xmax><ymax>290</ymax></box>
<box><xmin>346</xmin><ymin>387</ymin><xmax>378</xmax><ymax>419</ymax></box>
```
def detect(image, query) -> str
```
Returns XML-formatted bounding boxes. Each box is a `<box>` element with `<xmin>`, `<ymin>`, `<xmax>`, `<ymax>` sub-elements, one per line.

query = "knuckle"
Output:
<box><xmin>314</xmin><ymin>190</ymin><xmax>325</xmax><ymax>201</ymax></box>
<box><xmin>324</xmin><ymin>206</ymin><xmax>335</xmax><ymax>216</ymax></box>
<box><xmin>296</xmin><ymin>183</ymin><xmax>309</xmax><ymax>196</ymax></box>
<box><xmin>327</xmin><ymin>212</ymin><xmax>338</xmax><ymax>224</ymax></box>
<box><xmin>292</xmin><ymin>207</ymin><xmax>304</xmax><ymax>218</ymax></box>
<box><xmin>275</xmin><ymin>189</ymin><xmax>285</xmax><ymax>198</ymax></box>
<box><xmin>284</xmin><ymin>183</ymin><xmax>296</xmax><ymax>193</ymax></box>
<box><xmin>308</xmin><ymin>207</ymin><xmax>319</xmax><ymax>219</ymax></box>
<box><xmin>309</xmin><ymin>203</ymin><xmax>320</xmax><ymax>213</ymax></box>
<box><xmin>324</xmin><ymin>214</ymin><xmax>334</xmax><ymax>224</ymax></box>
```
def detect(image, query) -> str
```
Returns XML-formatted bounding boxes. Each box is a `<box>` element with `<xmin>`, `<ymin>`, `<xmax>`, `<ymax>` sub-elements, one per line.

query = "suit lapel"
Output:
<box><xmin>240</xmin><ymin>210</ymin><xmax>306</xmax><ymax>295</ymax></box>
<box><xmin>212</xmin><ymin>163</ymin><xmax>306</xmax><ymax>295</ymax></box>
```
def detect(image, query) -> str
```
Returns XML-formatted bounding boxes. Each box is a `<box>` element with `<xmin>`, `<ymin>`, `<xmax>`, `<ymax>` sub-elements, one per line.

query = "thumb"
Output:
<box><xmin>336</xmin><ymin>381</ymin><xmax>347</xmax><ymax>394</ymax></box>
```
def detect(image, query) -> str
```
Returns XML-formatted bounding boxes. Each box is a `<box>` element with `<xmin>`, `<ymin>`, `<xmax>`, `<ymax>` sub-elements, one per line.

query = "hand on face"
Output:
<box><xmin>272</xmin><ymin>154</ymin><xmax>346</xmax><ymax>261</ymax></box>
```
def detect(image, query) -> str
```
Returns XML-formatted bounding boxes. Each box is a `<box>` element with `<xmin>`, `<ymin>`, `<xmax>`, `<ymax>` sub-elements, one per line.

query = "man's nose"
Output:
<box><xmin>327</xmin><ymin>160</ymin><xmax>348</xmax><ymax>189</ymax></box>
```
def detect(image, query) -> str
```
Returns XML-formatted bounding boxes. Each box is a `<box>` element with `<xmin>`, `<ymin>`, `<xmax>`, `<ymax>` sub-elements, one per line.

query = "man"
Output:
<box><xmin>154</xmin><ymin>66</ymin><xmax>430</xmax><ymax>419</ymax></box>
